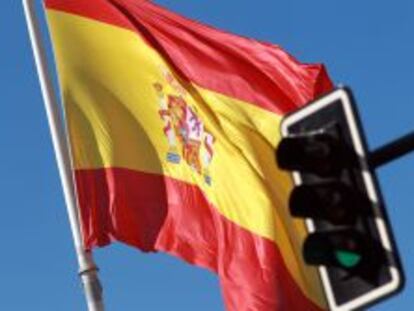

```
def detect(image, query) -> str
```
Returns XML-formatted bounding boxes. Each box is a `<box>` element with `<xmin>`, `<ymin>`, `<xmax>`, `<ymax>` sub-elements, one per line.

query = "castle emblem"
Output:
<box><xmin>153</xmin><ymin>68</ymin><xmax>215</xmax><ymax>185</ymax></box>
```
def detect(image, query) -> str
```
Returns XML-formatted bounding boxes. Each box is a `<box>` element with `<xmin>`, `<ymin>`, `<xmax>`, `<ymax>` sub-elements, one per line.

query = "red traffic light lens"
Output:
<box><xmin>277</xmin><ymin>133</ymin><xmax>349</xmax><ymax>176</ymax></box>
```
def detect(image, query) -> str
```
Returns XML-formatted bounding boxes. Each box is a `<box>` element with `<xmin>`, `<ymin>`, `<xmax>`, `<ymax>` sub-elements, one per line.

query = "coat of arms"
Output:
<box><xmin>153</xmin><ymin>68</ymin><xmax>215</xmax><ymax>185</ymax></box>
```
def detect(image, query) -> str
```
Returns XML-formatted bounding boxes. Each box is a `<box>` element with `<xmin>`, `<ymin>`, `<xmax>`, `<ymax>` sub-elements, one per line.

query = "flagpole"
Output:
<box><xmin>22</xmin><ymin>1</ymin><xmax>105</xmax><ymax>310</ymax></box>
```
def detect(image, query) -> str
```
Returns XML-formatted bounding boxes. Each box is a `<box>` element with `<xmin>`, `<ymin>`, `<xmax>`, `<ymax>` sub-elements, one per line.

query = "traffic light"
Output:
<box><xmin>276</xmin><ymin>87</ymin><xmax>404</xmax><ymax>311</ymax></box>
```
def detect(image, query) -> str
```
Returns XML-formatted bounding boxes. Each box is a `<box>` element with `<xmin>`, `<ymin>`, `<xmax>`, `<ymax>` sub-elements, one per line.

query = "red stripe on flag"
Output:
<box><xmin>45</xmin><ymin>0</ymin><xmax>136</xmax><ymax>32</ymax></box>
<box><xmin>75</xmin><ymin>167</ymin><xmax>325</xmax><ymax>311</ymax></box>
<box><xmin>45</xmin><ymin>0</ymin><xmax>333</xmax><ymax>115</ymax></box>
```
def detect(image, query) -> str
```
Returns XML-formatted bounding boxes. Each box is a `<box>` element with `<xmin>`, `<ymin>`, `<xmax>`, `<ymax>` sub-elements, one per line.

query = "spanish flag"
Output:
<box><xmin>45</xmin><ymin>0</ymin><xmax>333</xmax><ymax>310</ymax></box>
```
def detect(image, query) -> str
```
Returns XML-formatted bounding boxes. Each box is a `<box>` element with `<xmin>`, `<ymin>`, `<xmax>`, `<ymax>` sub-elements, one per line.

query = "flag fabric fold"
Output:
<box><xmin>44</xmin><ymin>0</ymin><xmax>333</xmax><ymax>310</ymax></box>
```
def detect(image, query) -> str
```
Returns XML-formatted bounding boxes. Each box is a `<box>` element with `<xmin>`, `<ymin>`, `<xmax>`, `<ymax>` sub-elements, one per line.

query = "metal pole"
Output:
<box><xmin>23</xmin><ymin>1</ymin><xmax>105</xmax><ymax>310</ymax></box>
<box><xmin>370</xmin><ymin>131</ymin><xmax>414</xmax><ymax>169</ymax></box>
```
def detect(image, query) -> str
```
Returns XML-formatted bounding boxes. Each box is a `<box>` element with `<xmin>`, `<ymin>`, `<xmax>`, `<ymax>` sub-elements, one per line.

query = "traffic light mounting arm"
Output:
<box><xmin>369</xmin><ymin>131</ymin><xmax>414</xmax><ymax>169</ymax></box>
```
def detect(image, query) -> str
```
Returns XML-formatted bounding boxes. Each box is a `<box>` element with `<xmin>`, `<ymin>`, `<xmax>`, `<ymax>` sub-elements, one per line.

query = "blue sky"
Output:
<box><xmin>2</xmin><ymin>0</ymin><xmax>413</xmax><ymax>310</ymax></box>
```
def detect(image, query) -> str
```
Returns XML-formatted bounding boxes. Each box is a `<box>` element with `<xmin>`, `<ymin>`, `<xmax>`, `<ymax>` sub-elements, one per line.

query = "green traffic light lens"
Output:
<box><xmin>335</xmin><ymin>250</ymin><xmax>362</xmax><ymax>268</ymax></box>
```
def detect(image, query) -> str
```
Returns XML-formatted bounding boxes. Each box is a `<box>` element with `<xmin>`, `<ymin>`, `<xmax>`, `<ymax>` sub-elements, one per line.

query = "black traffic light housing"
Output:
<box><xmin>276</xmin><ymin>87</ymin><xmax>404</xmax><ymax>311</ymax></box>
